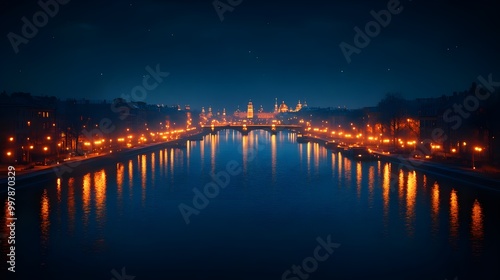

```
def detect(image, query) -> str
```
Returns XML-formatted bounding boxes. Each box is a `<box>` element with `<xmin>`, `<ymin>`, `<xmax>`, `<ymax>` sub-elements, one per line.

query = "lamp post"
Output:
<box><xmin>472</xmin><ymin>147</ymin><xmax>483</xmax><ymax>170</ymax></box>
<box><xmin>28</xmin><ymin>145</ymin><xmax>33</xmax><ymax>163</ymax></box>
<box><xmin>6</xmin><ymin>151</ymin><xmax>12</xmax><ymax>164</ymax></box>
<box><xmin>57</xmin><ymin>143</ymin><xmax>61</xmax><ymax>163</ymax></box>
<box><xmin>43</xmin><ymin>146</ymin><xmax>48</xmax><ymax>165</ymax></box>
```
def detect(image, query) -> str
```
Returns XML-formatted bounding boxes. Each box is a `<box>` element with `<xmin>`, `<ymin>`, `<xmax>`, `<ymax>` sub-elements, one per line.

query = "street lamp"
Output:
<box><xmin>28</xmin><ymin>145</ymin><xmax>33</xmax><ymax>163</ymax></box>
<box><xmin>472</xmin><ymin>147</ymin><xmax>483</xmax><ymax>170</ymax></box>
<box><xmin>57</xmin><ymin>143</ymin><xmax>61</xmax><ymax>162</ymax></box>
<box><xmin>43</xmin><ymin>146</ymin><xmax>48</xmax><ymax>165</ymax></box>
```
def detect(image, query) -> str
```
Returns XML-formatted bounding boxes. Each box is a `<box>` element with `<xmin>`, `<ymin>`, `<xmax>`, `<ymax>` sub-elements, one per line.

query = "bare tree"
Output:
<box><xmin>377</xmin><ymin>93</ymin><xmax>409</xmax><ymax>149</ymax></box>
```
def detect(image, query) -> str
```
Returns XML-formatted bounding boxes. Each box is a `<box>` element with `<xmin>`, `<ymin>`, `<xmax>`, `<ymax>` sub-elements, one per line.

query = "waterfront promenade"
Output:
<box><xmin>296</xmin><ymin>131</ymin><xmax>500</xmax><ymax>190</ymax></box>
<box><xmin>0</xmin><ymin>133</ymin><xmax>201</xmax><ymax>187</ymax></box>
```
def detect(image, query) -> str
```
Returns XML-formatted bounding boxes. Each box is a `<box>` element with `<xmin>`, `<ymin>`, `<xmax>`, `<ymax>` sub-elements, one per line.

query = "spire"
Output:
<box><xmin>296</xmin><ymin>100</ymin><xmax>302</xmax><ymax>111</ymax></box>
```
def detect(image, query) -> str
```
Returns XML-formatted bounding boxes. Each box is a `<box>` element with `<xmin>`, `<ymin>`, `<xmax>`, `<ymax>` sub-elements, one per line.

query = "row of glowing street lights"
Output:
<box><xmin>83</xmin><ymin>128</ymin><xmax>192</xmax><ymax>150</ymax></box>
<box><xmin>6</xmin><ymin>136</ymin><xmax>51</xmax><ymax>162</ymax></box>
<box><xmin>5</xmin><ymin>127</ymin><xmax>195</xmax><ymax>162</ymax></box>
<box><xmin>306</xmin><ymin>127</ymin><xmax>485</xmax><ymax>163</ymax></box>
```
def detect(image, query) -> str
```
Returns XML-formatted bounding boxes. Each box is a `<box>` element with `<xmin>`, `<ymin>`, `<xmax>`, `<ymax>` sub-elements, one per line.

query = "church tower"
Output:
<box><xmin>247</xmin><ymin>99</ymin><xmax>254</xmax><ymax>119</ymax></box>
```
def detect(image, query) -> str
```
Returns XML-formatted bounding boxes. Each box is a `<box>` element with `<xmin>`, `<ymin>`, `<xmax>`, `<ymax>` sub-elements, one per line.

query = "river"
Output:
<box><xmin>1</xmin><ymin>130</ymin><xmax>499</xmax><ymax>279</ymax></box>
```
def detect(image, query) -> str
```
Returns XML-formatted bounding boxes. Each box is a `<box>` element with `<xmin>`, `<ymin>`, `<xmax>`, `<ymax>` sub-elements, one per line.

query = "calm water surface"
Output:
<box><xmin>1</xmin><ymin>130</ymin><xmax>499</xmax><ymax>279</ymax></box>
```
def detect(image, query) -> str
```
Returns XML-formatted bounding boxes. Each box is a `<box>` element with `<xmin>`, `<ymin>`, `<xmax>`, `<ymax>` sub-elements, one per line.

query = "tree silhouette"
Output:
<box><xmin>377</xmin><ymin>93</ymin><xmax>409</xmax><ymax>148</ymax></box>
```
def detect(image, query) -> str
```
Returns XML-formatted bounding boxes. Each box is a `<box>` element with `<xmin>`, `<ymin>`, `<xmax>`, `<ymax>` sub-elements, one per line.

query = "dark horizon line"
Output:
<box><xmin>1</xmin><ymin>80</ymin><xmax>480</xmax><ymax>112</ymax></box>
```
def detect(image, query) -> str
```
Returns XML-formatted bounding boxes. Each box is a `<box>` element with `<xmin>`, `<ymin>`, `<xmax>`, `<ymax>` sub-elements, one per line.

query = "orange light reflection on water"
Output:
<box><xmin>306</xmin><ymin>142</ymin><xmax>311</xmax><ymax>178</ymax></box>
<box><xmin>141</xmin><ymin>155</ymin><xmax>147</xmax><ymax>203</ymax></box>
<box><xmin>449</xmin><ymin>189</ymin><xmax>459</xmax><ymax>243</ymax></box>
<box><xmin>368</xmin><ymin>166</ymin><xmax>375</xmax><ymax>206</ymax></box>
<box><xmin>40</xmin><ymin>189</ymin><xmax>50</xmax><ymax>248</ymax></box>
<box><xmin>117</xmin><ymin>163</ymin><xmax>124</xmax><ymax>199</ymax></box>
<box><xmin>211</xmin><ymin>135</ymin><xmax>217</xmax><ymax>173</ymax></box>
<box><xmin>431</xmin><ymin>182</ymin><xmax>440</xmax><ymax>234</ymax></box>
<box><xmin>471</xmin><ymin>199</ymin><xmax>484</xmax><ymax>256</ymax></box>
<box><xmin>83</xmin><ymin>173</ymin><xmax>91</xmax><ymax>227</ymax></box>
<box><xmin>170</xmin><ymin>148</ymin><xmax>175</xmax><ymax>180</ymax></box>
<box><xmin>128</xmin><ymin>159</ymin><xmax>134</xmax><ymax>192</ymax></box>
<box><xmin>67</xmin><ymin>177</ymin><xmax>75</xmax><ymax>234</ymax></box>
<box><xmin>405</xmin><ymin>171</ymin><xmax>417</xmax><ymax>237</ymax></box>
<box><xmin>356</xmin><ymin>162</ymin><xmax>362</xmax><ymax>199</ymax></box>
<box><xmin>56</xmin><ymin>178</ymin><xmax>61</xmax><ymax>203</ymax></box>
<box><xmin>271</xmin><ymin>134</ymin><xmax>276</xmax><ymax>181</ymax></box>
<box><xmin>313</xmin><ymin>143</ymin><xmax>319</xmax><ymax>173</ymax></box>
<box><xmin>382</xmin><ymin>163</ymin><xmax>390</xmax><ymax>220</ymax></box>
<box><xmin>242</xmin><ymin>135</ymin><xmax>248</xmax><ymax>173</ymax></box>
<box><xmin>398</xmin><ymin>169</ymin><xmax>404</xmax><ymax>201</ymax></box>
<box><xmin>151</xmin><ymin>152</ymin><xmax>156</xmax><ymax>182</ymax></box>
<box><xmin>94</xmin><ymin>169</ymin><xmax>107</xmax><ymax>223</ymax></box>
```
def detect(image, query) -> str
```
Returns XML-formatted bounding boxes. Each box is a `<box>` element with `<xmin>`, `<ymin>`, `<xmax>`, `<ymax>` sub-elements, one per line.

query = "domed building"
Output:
<box><xmin>279</xmin><ymin>101</ymin><xmax>289</xmax><ymax>113</ymax></box>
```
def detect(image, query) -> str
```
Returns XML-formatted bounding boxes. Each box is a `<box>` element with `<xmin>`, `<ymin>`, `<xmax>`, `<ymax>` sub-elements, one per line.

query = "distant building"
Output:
<box><xmin>0</xmin><ymin>93</ymin><xmax>57</xmax><ymax>164</ymax></box>
<box><xmin>207</xmin><ymin>106</ymin><xmax>213</xmax><ymax>119</ymax></box>
<box><xmin>255</xmin><ymin>112</ymin><xmax>276</xmax><ymax>120</ymax></box>
<box><xmin>247</xmin><ymin>100</ymin><xmax>254</xmax><ymax>119</ymax></box>
<box><xmin>279</xmin><ymin>101</ymin><xmax>289</xmax><ymax>113</ymax></box>
<box><xmin>230</xmin><ymin>98</ymin><xmax>307</xmax><ymax>122</ymax></box>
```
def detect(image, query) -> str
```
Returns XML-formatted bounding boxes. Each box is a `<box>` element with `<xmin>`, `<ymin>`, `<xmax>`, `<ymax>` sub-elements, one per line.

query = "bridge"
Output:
<box><xmin>201</xmin><ymin>124</ymin><xmax>304</xmax><ymax>135</ymax></box>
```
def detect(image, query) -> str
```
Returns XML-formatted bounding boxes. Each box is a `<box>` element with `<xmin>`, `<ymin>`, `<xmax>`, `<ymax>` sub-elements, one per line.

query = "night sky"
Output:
<box><xmin>1</xmin><ymin>0</ymin><xmax>499</xmax><ymax>112</ymax></box>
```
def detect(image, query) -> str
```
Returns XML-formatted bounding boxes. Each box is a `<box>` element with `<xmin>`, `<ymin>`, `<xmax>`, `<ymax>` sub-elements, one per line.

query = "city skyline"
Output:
<box><xmin>1</xmin><ymin>0</ymin><xmax>499</xmax><ymax>111</ymax></box>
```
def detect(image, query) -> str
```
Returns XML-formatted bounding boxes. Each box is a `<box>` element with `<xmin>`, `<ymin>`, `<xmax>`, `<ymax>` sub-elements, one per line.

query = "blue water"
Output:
<box><xmin>1</xmin><ymin>130</ymin><xmax>499</xmax><ymax>279</ymax></box>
